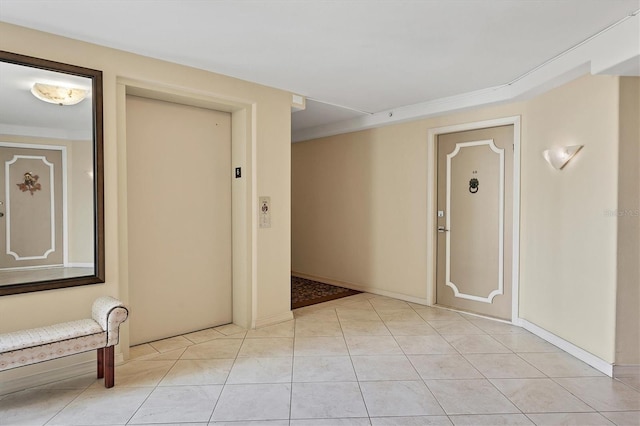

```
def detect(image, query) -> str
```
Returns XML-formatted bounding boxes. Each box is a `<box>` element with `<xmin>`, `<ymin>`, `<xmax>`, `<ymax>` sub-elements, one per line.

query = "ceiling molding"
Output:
<box><xmin>292</xmin><ymin>13</ymin><xmax>639</xmax><ymax>143</ymax></box>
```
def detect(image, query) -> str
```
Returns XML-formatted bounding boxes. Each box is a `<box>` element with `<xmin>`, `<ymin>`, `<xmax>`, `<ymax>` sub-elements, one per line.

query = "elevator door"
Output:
<box><xmin>126</xmin><ymin>95</ymin><xmax>232</xmax><ymax>345</ymax></box>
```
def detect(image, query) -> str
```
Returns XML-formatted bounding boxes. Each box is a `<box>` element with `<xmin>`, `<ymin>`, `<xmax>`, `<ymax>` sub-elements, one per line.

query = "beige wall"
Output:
<box><xmin>293</xmin><ymin>74</ymin><xmax>621</xmax><ymax>363</ymax></box>
<box><xmin>615</xmin><ymin>77</ymin><xmax>640</xmax><ymax>366</ymax></box>
<box><xmin>68</xmin><ymin>139</ymin><xmax>94</xmax><ymax>264</ymax></box>
<box><xmin>519</xmin><ymin>75</ymin><xmax>619</xmax><ymax>363</ymax></box>
<box><xmin>292</xmin><ymin>120</ymin><xmax>430</xmax><ymax>300</ymax></box>
<box><xmin>0</xmin><ymin>22</ymin><xmax>292</xmax><ymax>382</ymax></box>
<box><xmin>256</xmin><ymin>101</ymin><xmax>293</xmax><ymax>322</ymax></box>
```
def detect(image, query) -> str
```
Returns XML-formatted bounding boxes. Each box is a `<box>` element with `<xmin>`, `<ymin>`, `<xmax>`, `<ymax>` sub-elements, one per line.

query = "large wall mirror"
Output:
<box><xmin>0</xmin><ymin>51</ymin><xmax>104</xmax><ymax>296</ymax></box>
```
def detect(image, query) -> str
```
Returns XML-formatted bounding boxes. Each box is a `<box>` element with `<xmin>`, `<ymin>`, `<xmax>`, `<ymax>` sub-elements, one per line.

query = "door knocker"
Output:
<box><xmin>17</xmin><ymin>172</ymin><xmax>42</xmax><ymax>196</ymax></box>
<box><xmin>469</xmin><ymin>178</ymin><xmax>479</xmax><ymax>194</ymax></box>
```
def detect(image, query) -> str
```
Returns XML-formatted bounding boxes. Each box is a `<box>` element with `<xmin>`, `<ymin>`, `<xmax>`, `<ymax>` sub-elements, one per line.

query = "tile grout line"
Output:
<box><xmin>409</xmin><ymin>299</ymin><xmax>511</xmax><ymax>418</ymax></box>
<box><xmin>41</xmin><ymin>376</ymin><xmax>95</xmax><ymax>426</ymax></box>
<box><xmin>207</xmin><ymin>327</ymin><xmax>254</xmax><ymax>423</ymax></box>
<box><xmin>125</xmin><ymin>337</ymin><xmax>186</xmax><ymax>425</ymax></box>
<box><xmin>336</xmin><ymin>303</ymin><xmax>373</xmax><ymax>422</ymax></box>
<box><xmin>547</xmin><ymin>375</ymin><xmax>611</xmax><ymax>414</ymax></box>
<box><xmin>385</xmin><ymin>301</ymin><xmax>451</xmax><ymax>418</ymax></box>
<box><xmin>289</xmin><ymin>313</ymin><xmax>297</xmax><ymax>423</ymax></box>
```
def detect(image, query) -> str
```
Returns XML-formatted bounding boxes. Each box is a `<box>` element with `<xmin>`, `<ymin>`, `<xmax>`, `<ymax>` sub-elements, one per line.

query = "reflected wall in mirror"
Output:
<box><xmin>0</xmin><ymin>51</ymin><xmax>104</xmax><ymax>296</ymax></box>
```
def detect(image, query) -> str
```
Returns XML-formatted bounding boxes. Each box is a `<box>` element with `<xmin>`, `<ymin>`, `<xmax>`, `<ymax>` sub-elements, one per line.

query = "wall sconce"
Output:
<box><xmin>31</xmin><ymin>83</ymin><xmax>88</xmax><ymax>106</ymax></box>
<box><xmin>542</xmin><ymin>145</ymin><xmax>583</xmax><ymax>170</ymax></box>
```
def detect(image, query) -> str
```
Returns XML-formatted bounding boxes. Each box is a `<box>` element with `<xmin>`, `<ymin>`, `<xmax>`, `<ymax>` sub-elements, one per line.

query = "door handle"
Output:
<box><xmin>438</xmin><ymin>226</ymin><xmax>449</xmax><ymax>233</ymax></box>
<box><xmin>0</xmin><ymin>212</ymin><xmax>4</xmax><ymax>218</ymax></box>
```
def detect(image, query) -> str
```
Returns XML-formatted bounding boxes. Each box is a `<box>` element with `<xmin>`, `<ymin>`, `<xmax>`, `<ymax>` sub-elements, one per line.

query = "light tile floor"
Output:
<box><xmin>2</xmin><ymin>293</ymin><xmax>639</xmax><ymax>425</ymax></box>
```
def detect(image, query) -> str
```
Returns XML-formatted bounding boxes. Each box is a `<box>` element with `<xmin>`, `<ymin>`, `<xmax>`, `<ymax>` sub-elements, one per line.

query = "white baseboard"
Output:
<box><xmin>0</xmin><ymin>353</ymin><xmax>124</xmax><ymax>396</ymax></box>
<box><xmin>291</xmin><ymin>271</ymin><xmax>430</xmax><ymax>306</ymax></box>
<box><xmin>437</xmin><ymin>305</ymin><xmax>514</xmax><ymax>325</ymax></box>
<box><xmin>518</xmin><ymin>318</ymin><xmax>613</xmax><ymax>377</ymax></box>
<box><xmin>614</xmin><ymin>365</ymin><xmax>640</xmax><ymax>378</ymax></box>
<box><xmin>253</xmin><ymin>311</ymin><xmax>294</xmax><ymax>329</ymax></box>
<box><xmin>67</xmin><ymin>263</ymin><xmax>94</xmax><ymax>268</ymax></box>
<box><xmin>290</xmin><ymin>272</ymin><xmax>617</xmax><ymax>377</ymax></box>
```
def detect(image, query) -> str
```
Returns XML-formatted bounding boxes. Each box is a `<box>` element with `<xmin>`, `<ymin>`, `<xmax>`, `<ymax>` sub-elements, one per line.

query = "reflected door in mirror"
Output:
<box><xmin>0</xmin><ymin>145</ymin><xmax>63</xmax><ymax>269</ymax></box>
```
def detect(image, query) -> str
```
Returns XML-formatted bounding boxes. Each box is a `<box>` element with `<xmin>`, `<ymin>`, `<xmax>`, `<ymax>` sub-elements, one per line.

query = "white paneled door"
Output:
<box><xmin>0</xmin><ymin>146</ymin><xmax>63</xmax><ymax>269</ymax></box>
<box><xmin>436</xmin><ymin>126</ymin><xmax>514</xmax><ymax>320</ymax></box>
<box><xmin>126</xmin><ymin>96</ymin><xmax>232</xmax><ymax>345</ymax></box>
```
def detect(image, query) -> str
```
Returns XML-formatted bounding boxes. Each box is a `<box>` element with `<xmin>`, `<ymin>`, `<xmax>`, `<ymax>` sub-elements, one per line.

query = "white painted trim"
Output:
<box><xmin>0</xmin><ymin>143</ymin><xmax>68</xmax><ymax>267</ymax></box>
<box><xmin>0</xmin><ymin>264</ymin><xmax>64</xmax><ymax>271</ymax></box>
<box><xmin>438</xmin><ymin>305</ymin><xmax>515</xmax><ymax>325</ymax></box>
<box><xmin>6</xmin><ymin>155</ymin><xmax>56</xmax><ymax>260</ymax></box>
<box><xmin>426</xmin><ymin>116</ymin><xmax>521</xmax><ymax>321</ymax></box>
<box><xmin>254</xmin><ymin>311</ymin><xmax>294</xmax><ymax>328</ymax></box>
<box><xmin>61</xmin><ymin>148</ymin><xmax>68</xmax><ymax>267</ymax></box>
<box><xmin>115</xmin><ymin>82</ymin><xmax>131</xmax><ymax>361</ymax></box>
<box><xmin>291</xmin><ymin>271</ymin><xmax>431</xmax><ymax>306</ymax></box>
<box><xmin>292</xmin><ymin>13</ymin><xmax>639</xmax><ymax>143</ymax></box>
<box><xmin>0</xmin><ymin>352</ymin><xmax>124</xmax><ymax>396</ymax></box>
<box><xmin>518</xmin><ymin>318</ymin><xmax>613</xmax><ymax>377</ymax></box>
<box><xmin>67</xmin><ymin>263</ymin><xmax>94</xmax><ymax>268</ymax></box>
<box><xmin>3</xmin><ymin>148</ymin><xmax>68</xmax><ymax>263</ymax></box>
<box><xmin>0</xmin><ymin>142</ymin><xmax>70</xmax><ymax>151</ymax></box>
<box><xmin>445</xmin><ymin>139</ymin><xmax>504</xmax><ymax>303</ymax></box>
<box><xmin>511</xmin><ymin>118</ymin><xmax>521</xmax><ymax>321</ymax></box>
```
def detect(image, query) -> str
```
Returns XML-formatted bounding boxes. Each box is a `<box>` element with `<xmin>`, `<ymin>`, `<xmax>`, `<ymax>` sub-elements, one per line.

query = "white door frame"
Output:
<box><xmin>426</xmin><ymin>116</ymin><xmax>521</xmax><ymax>323</ymax></box>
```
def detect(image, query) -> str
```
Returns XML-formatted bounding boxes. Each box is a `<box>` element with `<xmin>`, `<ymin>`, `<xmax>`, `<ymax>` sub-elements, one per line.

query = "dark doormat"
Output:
<box><xmin>291</xmin><ymin>276</ymin><xmax>361</xmax><ymax>309</ymax></box>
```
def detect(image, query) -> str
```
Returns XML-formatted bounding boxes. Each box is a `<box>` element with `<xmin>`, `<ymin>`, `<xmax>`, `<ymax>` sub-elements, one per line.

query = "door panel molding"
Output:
<box><xmin>1</xmin><ymin>143</ymin><xmax>67</xmax><ymax>271</ymax></box>
<box><xmin>6</xmin><ymin>155</ymin><xmax>56</xmax><ymax>260</ymax></box>
<box><xmin>445</xmin><ymin>139</ymin><xmax>504</xmax><ymax>303</ymax></box>
<box><xmin>426</xmin><ymin>116</ymin><xmax>521</xmax><ymax>322</ymax></box>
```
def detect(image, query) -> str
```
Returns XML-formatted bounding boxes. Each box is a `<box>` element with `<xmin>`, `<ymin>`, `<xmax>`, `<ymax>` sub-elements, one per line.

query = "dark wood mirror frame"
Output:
<box><xmin>0</xmin><ymin>51</ymin><xmax>104</xmax><ymax>296</ymax></box>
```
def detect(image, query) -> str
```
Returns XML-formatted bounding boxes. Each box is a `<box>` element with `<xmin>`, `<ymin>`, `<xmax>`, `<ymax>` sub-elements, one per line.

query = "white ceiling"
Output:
<box><xmin>0</xmin><ymin>0</ymin><xmax>638</xmax><ymax>140</ymax></box>
<box><xmin>0</xmin><ymin>61</ymin><xmax>93</xmax><ymax>139</ymax></box>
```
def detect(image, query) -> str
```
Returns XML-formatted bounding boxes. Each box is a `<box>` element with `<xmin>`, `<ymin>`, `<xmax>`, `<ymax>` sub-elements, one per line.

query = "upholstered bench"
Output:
<box><xmin>0</xmin><ymin>296</ymin><xmax>128</xmax><ymax>388</ymax></box>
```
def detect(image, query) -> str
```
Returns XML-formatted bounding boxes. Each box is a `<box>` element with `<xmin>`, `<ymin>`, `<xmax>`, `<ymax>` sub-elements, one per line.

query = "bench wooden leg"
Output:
<box><xmin>97</xmin><ymin>347</ymin><xmax>104</xmax><ymax>379</ymax></box>
<box><xmin>104</xmin><ymin>346</ymin><xmax>115</xmax><ymax>388</ymax></box>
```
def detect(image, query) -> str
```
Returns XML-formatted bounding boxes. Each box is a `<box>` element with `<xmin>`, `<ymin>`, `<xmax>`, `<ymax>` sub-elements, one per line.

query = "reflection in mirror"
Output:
<box><xmin>0</xmin><ymin>51</ymin><xmax>104</xmax><ymax>295</ymax></box>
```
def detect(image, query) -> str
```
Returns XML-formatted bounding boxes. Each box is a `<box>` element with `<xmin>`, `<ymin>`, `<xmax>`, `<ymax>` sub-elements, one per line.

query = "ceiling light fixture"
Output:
<box><xmin>542</xmin><ymin>145</ymin><xmax>583</xmax><ymax>170</ymax></box>
<box><xmin>31</xmin><ymin>83</ymin><xmax>88</xmax><ymax>106</ymax></box>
